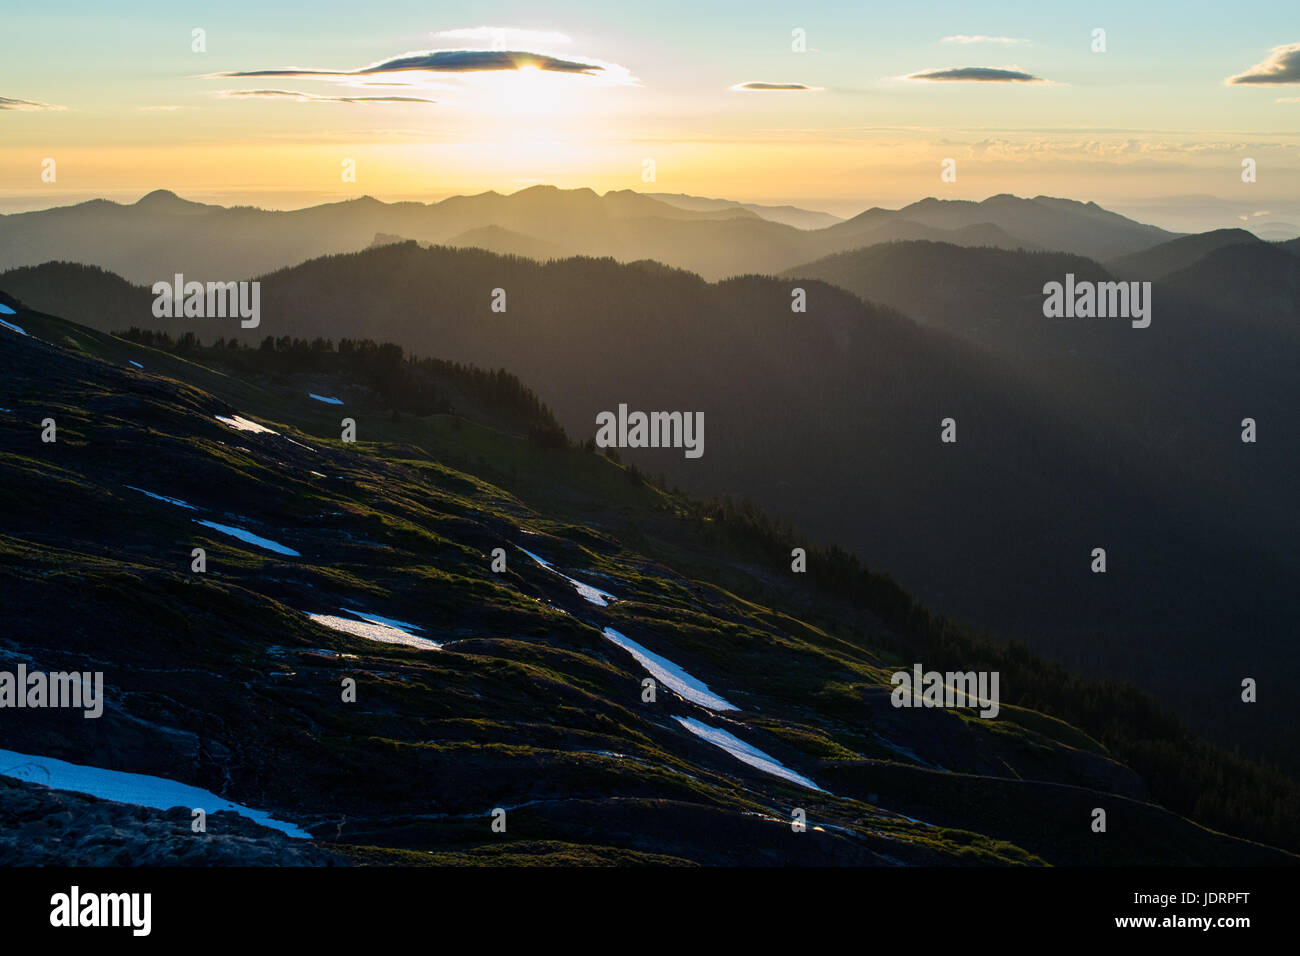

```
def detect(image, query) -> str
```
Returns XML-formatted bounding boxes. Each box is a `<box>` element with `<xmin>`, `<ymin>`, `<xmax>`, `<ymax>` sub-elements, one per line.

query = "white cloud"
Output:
<box><xmin>941</xmin><ymin>35</ymin><xmax>1030</xmax><ymax>45</ymax></box>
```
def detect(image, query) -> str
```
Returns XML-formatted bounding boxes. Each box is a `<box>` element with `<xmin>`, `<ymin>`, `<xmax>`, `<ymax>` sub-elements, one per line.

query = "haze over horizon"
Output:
<box><xmin>5</xmin><ymin>184</ymin><xmax>1300</xmax><ymax>240</ymax></box>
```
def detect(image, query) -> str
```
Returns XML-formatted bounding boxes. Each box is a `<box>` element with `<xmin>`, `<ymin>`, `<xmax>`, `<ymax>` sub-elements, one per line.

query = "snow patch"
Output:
<box><xmin>305</xmin><ymin>609</ymin><xmax>441</xmax><ymax>650</ymax></box>
<box><xmin>309</xmin><ymin>393</ymin><xmax>343</xmax><ymax>405</ymax></box>
<box><xmin>129</xmin><ymin>360</ymin><xmax>143</xmax><ymax>369</ymax></box>
<box><xmin>0</xmin><ymin>318</ymin><xmax>28</xmax><ymax>336</ymax></box>
<box><xmin>0</xmin><ymin>747</ymin><xmax>310</xmax><ymax>838</ymax></box>
<box><xmin>193</xmin><ymin>519</ymin><xmax>299</xmax><ymax>556</ymax></box>
<box><xmin>602</xmin><ymin>627</ymin><xmax>737</xmax><ymax>712</ymax></box>
<box><xmin>215</xmin><ymin>414</ymin><xmax>278</xmax><ymax>435</ymax></box>
<box><xmin>0</xmin><ymin>303</ymin><xmax>16</xmax><ymax>315</ymax></box>
<box><xmin>674</xmin><ymin>716</ymin><xmax>824</xmax><ymax>792</ymax></box>
<box><xmin>283</xmin><ymin>436</ymin><xmax>316</xmax><ymax>453</ymax></box>
<box><xmin>518</xmin><ymin>546</ymin><xmax>616</xmax><ymax>606</ymax></box>
<box><xmin>124</xmin><ymin>484</ymin><xmax>197</xmax><ymax>510</ymax></box>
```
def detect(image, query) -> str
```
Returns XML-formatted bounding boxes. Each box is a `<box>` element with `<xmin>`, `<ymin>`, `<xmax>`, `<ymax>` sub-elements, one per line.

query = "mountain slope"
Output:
<box><xmin>1106</xmin><ymin>228</ymin><xmax>1263</xmax><ymax>279</ymax></box>
<box><xmin>3</xmin><ymin>244</ymin><xmax>1296</xmax><ymax>778</ymax></box>
<box><xmin>1</xmin><ymin>298</ymin><xmax>1296</xmax><ymax>864</ymax></box>
<box><xmin>646</xmin><ymin>193</ymin><xmax>844</xmax><ymax>230</ymax></box>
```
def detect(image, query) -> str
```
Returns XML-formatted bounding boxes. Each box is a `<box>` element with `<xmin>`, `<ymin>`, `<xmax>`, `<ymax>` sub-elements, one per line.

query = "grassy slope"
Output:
<box><xmin>0</xmin><ymin>307</ymin><xmax>1293</xmax><ymax>866</ymax></box>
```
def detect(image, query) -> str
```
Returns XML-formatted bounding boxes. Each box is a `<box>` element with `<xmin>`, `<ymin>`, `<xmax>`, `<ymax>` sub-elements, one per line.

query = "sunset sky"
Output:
<box><xmin>3</xmin><ymin>1</ymin><xmax>1299</xmax><ymax>221</ymax></box>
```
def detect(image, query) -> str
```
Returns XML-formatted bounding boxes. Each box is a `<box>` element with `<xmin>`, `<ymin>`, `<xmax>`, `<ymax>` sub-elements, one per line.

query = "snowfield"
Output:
<box><xmin>0</xmin><ymin>747</ymin><xmax>311</xmax><ymax>838</ymax></box>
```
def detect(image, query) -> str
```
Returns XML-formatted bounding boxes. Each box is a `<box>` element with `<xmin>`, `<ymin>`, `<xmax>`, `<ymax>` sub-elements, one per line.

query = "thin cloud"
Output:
<box><xmin>215</xmin><ymin>48</ymin><xmax>637</xmax><ymax>85</ymax></box>
<box><xmin>1226</xmin><ymin>42</ymin><xmax>1300</xmax><ymax>85</ymax></box>
<box><xmin>216</xmin><ymin>89</ymin><xmax>437</xmax><ymax>104</ymax></box>
<box><xmin>731</xmin><ymin>82</ymin><xmax>823</xmax><ymax>92</ymax></box>
<box><xmin>433</xmin><ymin>27</ymin><xmax>572</xmax><ymax>47</ymax></box>
<box><xmin>941</xmin><ymin>35</ymin><xmax>1029</xmax><ymax>45</ymax></box>
<box><xmin>0</xmin><ymin>96</ymin><xmax>65</xmax><ymax>111</ymax></box>
<box><xmin>905</xmin><ymin>66</ymin><xmax>1046</xmax><ymax>83</ymax></box>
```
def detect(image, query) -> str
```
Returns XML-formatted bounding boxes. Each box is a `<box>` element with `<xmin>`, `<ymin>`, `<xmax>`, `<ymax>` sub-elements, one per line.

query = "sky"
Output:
<box><xmin>3</xmin><ymin>0</ymin><xmax>1299</xmax><ymax>226</ymax></box>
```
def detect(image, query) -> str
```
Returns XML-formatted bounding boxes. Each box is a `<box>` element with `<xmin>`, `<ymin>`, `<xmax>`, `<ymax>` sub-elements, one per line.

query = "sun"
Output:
<box><xmin>466</xmin><ymin>65</ymin><xmax>584</xmax><ymax>118</ymax></box>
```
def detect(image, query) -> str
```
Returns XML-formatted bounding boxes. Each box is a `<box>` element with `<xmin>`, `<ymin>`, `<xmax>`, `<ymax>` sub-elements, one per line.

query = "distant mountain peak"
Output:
<box><xmin>133</xmin><ymin>189</ymin><xmax>210</xmax><ymax>213</ymax></box>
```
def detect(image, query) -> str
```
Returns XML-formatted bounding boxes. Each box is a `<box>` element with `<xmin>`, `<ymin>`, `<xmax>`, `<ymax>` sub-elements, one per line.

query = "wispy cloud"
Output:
<box><xmin>905</xmin><ymin>67</ymin><xmax>1046</xmax><ymax>83</ymax></box>
<box><xmin>1226</xmin><ymin>42</ymin><xmax>1300</xmax><ymax>85</ymax></box>
<box><xmin>730</xmin><ymin>82</ymin><xmax>823</xmax><ymax>92</ymax></box>
<box><xmin>216</xmin><ymin>89</ymin><xmax>437</xmax><ymax>104</ymax></box>
<box><xmin>941</xmin><ymin>35</ymin><xmax>1029</xmax><ymax>45</ymax></box>
<box><xmin>0</xmin><ymin>96</ymin><xmax>65</xmax><ymax>111</ymax></box>
<box><xmin>432</xmin><ymin>27</ymin><xmax>572</xmax><ymax>47</ymax></box>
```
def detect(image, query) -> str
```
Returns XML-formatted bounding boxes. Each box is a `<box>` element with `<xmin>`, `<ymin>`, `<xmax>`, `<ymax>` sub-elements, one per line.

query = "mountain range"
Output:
<box><xmin>0</xmin><ymin>187</ymin><xmax>1186</xmax><ymax>284</ymax></box>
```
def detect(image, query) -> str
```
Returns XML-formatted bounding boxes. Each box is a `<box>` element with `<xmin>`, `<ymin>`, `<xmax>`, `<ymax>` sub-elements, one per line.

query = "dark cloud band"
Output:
<box><xmin>906</xmin><ymin>67</ymin><xmax>1043</xmax><ymax>83</ymax></box>
<box><xmin>1227</xmin><ymin>43</ymin><xmax>1300</xmax><ymax>85</ymax></box>
<box><xmin>222</xmin><ymin>49</ymin><xmax>607</xmax><ymax>79</ymax></box>
<box><xmin>732</xmin><ymin>82</ymin><xmax>819</xmax><ymax>91</ymax></box>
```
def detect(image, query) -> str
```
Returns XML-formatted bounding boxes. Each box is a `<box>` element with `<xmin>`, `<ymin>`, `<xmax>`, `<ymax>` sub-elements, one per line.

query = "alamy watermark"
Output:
<box><xmin>151</xmin><ymin>274</ymin><xmax>260</xmax><ymax>328</ymax></box>
<box><xmin>595</xmin><ymin>403</ymin><xmax>704</xmax><ymax>459</ymax></box>
<box><xmin>0</xmin><ymin>665</ymin><xmax>103</xmax><ymax>718</ymax></box>
<box><xmin>50</xmin><ymin>886</ymin><xmax>151</xmax><ymax>936</ymax></box>
<box><xmin>1042</xmin><ymin>274</ymin><xmax>1151</xmax><ymax>328</ymax></box>
<box><xmin>890</xmin><ymin>663</ymin><xmax>999</xmax><ymax>718</ymax></box>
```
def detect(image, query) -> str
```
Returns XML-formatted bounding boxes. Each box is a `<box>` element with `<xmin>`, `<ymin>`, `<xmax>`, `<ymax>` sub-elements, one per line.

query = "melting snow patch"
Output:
<box><xmin>0</xmin><ymin>303</ymin><xmax>16</xmax><ymax>314</ymax></box>
<box><xmin>124</xmin><ymin>485</ymin><xmax>197</xmax><ymax>510</ymax></box>
<box><xmin>283</xmin><ymin>436</ymin><xmax>316</xmax><ymax>453</ymax></box>
<box><xmin>602</xmin><ymin>627</ymin><xmax>737</xmax><ymax>712</ymax></box>
<box><xmin>309</xmin><ymin>471</ymin><xmax>326</xmax><ymax>478</ymax></box>
<box><xmin>194</xmin><ymin>519</ymin><xmax>299</xmax><ymax>556</ymax></box>
<box><xmin>309</xmin><ymin>393</ymin><xmax>343</xmax><ymax>405</ymax></box>
<box><xmin>305</xmin><ymin>609</ymin><xmax>441</xmax><ymax>650</ymax></box>
<box><xmin>0</xmin><ymin>747</ymin><xmax>310</xmax><ymax>838</ymax></box>
<box><xmin>129</xmin><ymin>360</ymin><xmax>143</xmax><ymax>369</ymax></box>
<box><xmin>0</xmin><ymin>318</ymin><xmax>28</xmax><ymax>336</ymax></box>
<box><xmin>518</xmin><ymin>546</ymin><xmax>617</xmax><ymax>606</ymax></box>
<box><xmin>674</xmin><ymin>716</ymin><xmax>824</xmax><ymax>792</ymax></box>
<box><xmin>215</xmin><ymin>414</ymin><xmax>278</xmax><ymax>435</ymax></box>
